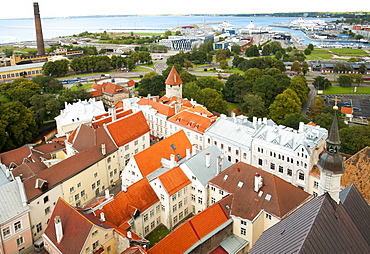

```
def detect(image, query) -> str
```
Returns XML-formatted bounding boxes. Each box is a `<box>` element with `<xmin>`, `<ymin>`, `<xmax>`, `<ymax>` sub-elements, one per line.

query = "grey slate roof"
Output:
<box><xmin>183</xmin><ymin>145</ymin><xmax>232</xmax><ymax>187</ymax></box>
<box><xmin>249</xmin><ymin>192</ymin><xmax>370</xmax><ymax>254</ymax></box>
<box><xmin>0</xmin><ymin>179</ymin><xmax>30</xmax><ymax>224</ymax></box>
<box><xmin>219</xmin><ymin>234</ymin><xmax>248</xmax><ymax>254</ymax></box>
<box><xmin>0</xmin><ymin>62</ymin><xmax>45</xmax><ymax>72</ymax></box>
<box><xmin>340</xmin><ymin>184</ymin><xmax>370</xmax><ymax>245</ymax></box>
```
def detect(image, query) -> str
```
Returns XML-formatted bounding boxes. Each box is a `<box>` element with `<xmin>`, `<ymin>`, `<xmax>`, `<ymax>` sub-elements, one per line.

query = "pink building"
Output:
<box><xmin>0</xmin><ymin>178</ymin><xmax>33</xmax><ymax>253</ymax></box>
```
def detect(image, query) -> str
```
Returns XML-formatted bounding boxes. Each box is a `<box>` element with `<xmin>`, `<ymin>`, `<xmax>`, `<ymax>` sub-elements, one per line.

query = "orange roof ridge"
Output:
<box><xmin>158</xmin><ymin>166</ymin><xmax>191</xmax><ymax>195</ymax></box>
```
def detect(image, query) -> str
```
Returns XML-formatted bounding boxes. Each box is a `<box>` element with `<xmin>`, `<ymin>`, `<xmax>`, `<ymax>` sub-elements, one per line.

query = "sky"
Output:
<box><xmin>2</xmin><ymin>0</ymin><xmax>368</xmax><ymax>19</ymax></box>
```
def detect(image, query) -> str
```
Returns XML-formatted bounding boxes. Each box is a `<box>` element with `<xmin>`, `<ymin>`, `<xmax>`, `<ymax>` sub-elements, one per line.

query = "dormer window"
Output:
<box><xmin>223</xmin><ymin>175</ymin><xmax>228</xmax><ymax>181</ymax></box>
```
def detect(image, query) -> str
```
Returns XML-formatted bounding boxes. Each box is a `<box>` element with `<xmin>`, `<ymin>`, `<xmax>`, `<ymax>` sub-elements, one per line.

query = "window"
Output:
<box><xmin>172</xmin><ymin>195</ymin><xmax>176</xmax><ymax>201</ymax></box>
<box><xmin>258</xmin><ymin>158</ymin><xmax>263</xmax><ymax>166</ymax></box>
<box><xmin>107</xmin><ymin>246</ymin><xmax>111</xmax><ymax>252</ymax></box>
<box><xmin>134</xmin><ymin>149</ymin><xmax>138</xmax><ymax>154</ymax></box>
<box><xmin>92</xmin><ymin>183</ymin><xmax>96</xmax><ymax>190</ymax></box>
<box><xmin>211</xmin><ymin>197</ymin><xmax>215</xmax><ymax>204</ymax></box>
<box><xmin>94</xmin><ymin>172</ymin><xmax>98</xmax><ymax>178</ymax></box>
<box><xmin>184</xmin><ymin>197</ymin><xmax>188</xmax><ymax>205</ymax></box>
<box><xmin>173</xmin><ymin>204</ymin><xmax>177</xmax><ymax>212</ymax></box>
<box><xmin>287</xmin><ymin>169</ymin><xmax>292</xmax><ymax>176</ymax></box>
<box><xmin>75</xmin><ymin>194</ymin><xmax>79</xmax><ymax>201</ymax></box>
<box><xmin>219</xmin><ymin>190</ymin><xmax>224</xmax><ymax>195</ymax></box>
<box><xmin>162</xmin><ymin>205</ymin><xmax>165</xmax><ymax>211</ymax></box>
<box><xmin>157</xmin><ymin>217</ymin><xmax>160</xmax><ymax>225</ymax></box>
<box><xmin>179</xmin><ymin>211</ymin><xmax>183</xmax><ymax>220</ymax></box>
<box><xmin>77</xmin><ymin>182</ymin><xmax>81</xmax><ymax>188</ymax></box>
<box><xmin>86</xmin><ymin>247</ymin><xmax>90</xmax><ymax>253</ymax></box>
<box><xmin>92</xmin><ymin>241</ymin><xmax>99</xmax><ymax>250</ymax></box>
<box><xmin>156</xmin><ymin>205</ymin><xmax>160</xmax><ymax>214</ymax></box>
<box><xmin>191</xmin><ymin>194</ymin><xmax>196</xmax><ymax>201</ymax></box>
<box><xmin>241</xmin><ymin>220</ymin><xmax>247</xmax><ymax>226</ymax></box>
<box><xmin>243</xmin><ymin>153</ymin><xmax>247</xmax><ymax>159</ymax></box>
<box><xmin>144</xmin><ymin>226</ymin><xmax>149</xmax><ymax>234</ymax></box>
<box><xmin>107</xmin><ymin>157</ymin><xmax>111</xmax><ymax>163</ymax></box>
<box><xmin>43</xmin><ymin>196</ymin><xmax>49</xmax><ymax>203</ymax></box>
<box><xmin>2</xmin><ymin>227</ymin><xmax>10</xmax><ymax>238</ymax></box>
<box><xmin>192</xmin><ymin>175</ymin><xmax>197</xmax><ymax>180</ymax></box>
<box><xmin>144</xmin><ymin>214</ymin><xmax>148</xmax><ymax>222</ymax></box>
<box><xmin>44</xmin><ymin>207</ymin><xmax>51</xmax><ymax>215</ymax></box>
<box><xmin>16</xmin><ymin>237</ymin><xmax>24</xmax><ymax>247</ymax></box>
<box><xmin>236</xmin><ymin>149</ymin><xmax>239</xmax><ymax>155</ymax></box>
<box><xmin>299</xmin><ymin>172</ymin><xmax>305</xmax><ymax>181</ymax></box>
<box><xmin>160</xmin><ymin>194</ymin><xmax>164</xmax><ymax>200</ymax></box>
<box><xmin>134</xmin><ymin>140</ymin><xmax>138</xmax><ymax>146</ymax></box>
<box><xmin>314</xmin><ymin>181</ymin><xmax>319</xmax><ymax>189</ymax></box>
<box><xmin>97</xmin><ymin>180</ymin><xmax>101</xmax><ymax>187</ymax></box>
<box><xmin>198</xmin><ymin>189</ymin><xmax>202</xmax><ymax>194</ymax></box>
<box><xmin>173</xmin><ymin>216</ymin><xmax>178</xmax><ymax>224</ymax></box>
<box><xmin>125</xmin><ymin>145</ymin><xmax>129</xmax><ymax>151</ymax></box>
<box><xmin>198</xmin><ymin>197</ymin><xmax>203</xmax><ymax>204</ymax></box>
<box><xmin>81</xmin><ymin>190</ymin><xmax>86</xmax><ymax>197</ymax></box>
<box><xmin>266</xmin><ymin>213</ymin><xmax>272</xmax><ymax>220</ymax></box>
<box><xmin>70</xmin><ymin>187</ymin><xmax>75</xmax><ymax>193</ymax></box>
<box><xmin>184</xmin><ymin>208</ymin><xmax>189</xmax><ymax>216</ymax></box>
<box><xmin>151</xmin><ymin>221</ymin><xmax>155</xmax><ymax>229</ymax></box>
<box><xmin>279</xmin><ymin>165</ymin><xmax>284</xmax><ymax>173</ymax></box>
<box><xmin>150</xmin><ymin>210</ymin><xmax>154</xmax><ymax>218</ymax></box>
<box><xmin>228</xmin><ymin>146</ymin><xmax>231</xmax><ymax>153</ymax></box>
<box><xmin>178</xmin><ymin>201</ymin><xmax>183</xmax><ymax>208</ymax></box>
<box><xmin>92</xmin><ymin>230</ymin><xmax>98</xmax><ymax>237</ymax></box>
<box><xmin>178</xmin><ymin>191</ymin><xmax>182</xmax><ymax>198</ymax></box>
<box><xmin>270</xmin><ymin>163</ymin><xmax>275</xmax><ymax>170</ymax></box>
<box><xmin>241</xmin><ymin>228</ymin><xmax>246</xmax><ymax>236</ymax></box>
<box><xmin>211</xmin><ymin>186</ymin><xmax>215</xmax><ymax>191</ymax></box>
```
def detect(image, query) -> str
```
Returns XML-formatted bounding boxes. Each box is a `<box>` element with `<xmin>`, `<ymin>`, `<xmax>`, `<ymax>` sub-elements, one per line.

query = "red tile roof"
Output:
<box><xmin>134</xmin><ymin>130</ymin><xmax>192</xmax><ymax>177</ymax></box>
<box><xmin>148</xmin><ymin>203</ymin><xmax>230</xmax><ymax>254</ymax></box>
<box><xmin>23</xmin><ymin>144</ymin><xmax>107</xmax><ymax>201</ymax></box>
<box><xmin>210</xmin><ymin>162</ymin><xmax>310</xmax><ymax>220</ymax></box>
<box><xmin>137</xmin><ymin>98</ymin><xmax>176</xmax><ymax>117</ymax></box>
<box><xmin>32</xmin><ymin>142</ymin><xmax>65</xmax><ymax>154</ymax></box>
<box><xmin>0</xmin><ymin>145</ymin><xmax>32</xmax><ymax>167</ymax></box>
<box><xmin>98</xmin><ymin>178</ymin><xmax>159</xmax><ymax>228</ymax></box>
<box><xmin>127</xmin><ymin>80</ymin><xmax>136</xmax><ymax>87</ymax></box>
<box><xmin>106</xmin><ymin>111</ymin><xmax>150</xmax><ymax>147</ymax></box>
<box><xmin>92</xmin><ymin>109</ymin><xmax>133</xmax><ymax>129</ymax></box>
<box><xmin>168</xmin><ymin>110</ymin><xmax>217</xmax><ymax>134</ymax></box>
<box><xmin>158</xmin><ymin>166</ymin><xmax>191</xmax><ymax>196</ymax></box>
<box><xmin>43</xmin><ymin>198</ymin><xmax>113</xmax><ymax>254</ymax></box>
<box><xmin>12</xmin><ymin>162</ymin><xmax>48</xmax><ymax>180</ymax></box>
<box><xmin>165</xmin><ymin>66</ymin><xmax>182</xmax><ymax>86</ymax></box>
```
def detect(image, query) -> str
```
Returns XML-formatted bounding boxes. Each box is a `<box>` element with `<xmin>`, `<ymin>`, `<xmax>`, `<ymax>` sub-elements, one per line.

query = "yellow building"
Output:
<box><xmin>43</xmin><ymin>198</ymin><xmax>116</xmax><ymax>254</ymax></box>
<box><xmin>0</xmin><ymin>62</ymin><xmax>44</xmax><ymax>81</ymax></box>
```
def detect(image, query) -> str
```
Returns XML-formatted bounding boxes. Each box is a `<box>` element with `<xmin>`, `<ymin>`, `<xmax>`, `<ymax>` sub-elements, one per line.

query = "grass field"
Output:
<box><xmin>146</xmin><ymin>225</ymin><xmax>170</xmax><ymax>248</ymax></box>
<box><xmin>70</xmin><ymin>83</ymin><xmax>93</xmax><ymax>91</ymax></box>
<box><xmin>330</xmin><ymin>48</ymin><xmax>368</xmax><ymax>56</ymax></box>
<box><xmin>322</xmin><ymin>86</ymin><xmax>370</xmax><ymax>95</ymax></box>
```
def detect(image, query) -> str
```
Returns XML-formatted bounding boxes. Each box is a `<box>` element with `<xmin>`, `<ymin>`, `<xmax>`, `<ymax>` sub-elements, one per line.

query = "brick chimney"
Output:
<box><xmin>33</xmin><ymin>2</ymin><xmax>45</xmax><ymax>56</ymax></box>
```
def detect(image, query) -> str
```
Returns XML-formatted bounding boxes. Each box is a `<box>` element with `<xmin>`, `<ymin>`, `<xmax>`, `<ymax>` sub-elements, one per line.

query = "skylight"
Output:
<box><xmin>176</xmin><ymin>154</ymin><xmax>182</xmax><ymax>160</ymax></box>
<box><xmin>237</xmin><ymin>181</ymin><xmax>244</xmax><ymax>188</ymax></box>
<box><xmin>265</xmin><ymin>194</ymin><xmax>272</xmax><ymax>201</ymax></box>
<box><xmin>171</xmin><ymin>144</ymin><xmax>176</xmax><ymax>150</ymax></box>
<box><xmin>258</xmin><ymin>190</ymin><xmax>264</xmax><ymax>197</ymax></box>
<box><xmin>223</xmin><ymin>175</ymin><xmax>229</xmax><ymax>181</ymax></box>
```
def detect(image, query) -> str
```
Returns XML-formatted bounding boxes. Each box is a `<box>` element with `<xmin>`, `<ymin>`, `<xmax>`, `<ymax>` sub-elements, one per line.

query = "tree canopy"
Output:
<box><xmin>268</xmin><ymin>88</ymin><xmax>302</xmax><ymax>124</ymax></box>
<box><xmin>339</xmin><ymin>125</ymin><xmax>370</xmax><ymax>155</ymax></box>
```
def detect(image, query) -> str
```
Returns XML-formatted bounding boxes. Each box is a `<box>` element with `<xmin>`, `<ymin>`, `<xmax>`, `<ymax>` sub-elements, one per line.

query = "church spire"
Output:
<box><xmin>317</xmin><ymin>108</ymin><xmax>345</xmax><ymax>203</ymax></box>
<box><xmin>318</xmin><ymin>111</ymin><xmax>344</xmax><ymax>174</ymax></box>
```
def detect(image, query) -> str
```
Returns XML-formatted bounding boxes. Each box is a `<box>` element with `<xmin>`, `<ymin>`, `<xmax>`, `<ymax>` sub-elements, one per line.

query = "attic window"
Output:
<box><xmin>171</xmin><ymin>144</ymin><xmax>176</xmax><ymax>150</ymax></box>
<box><xmin>237</xmin><ymin>181</ymin><xmax>244</xmax><ymax>188</ymax></box>
<box><xmin>223</xmin><ymin>175</ymin><xmax>229</xmax><ymax>181</ymax></box>
<box><xmin>176</xmin><ymin>154</ymin><xmax>182</xmax><ymax>160</ymax></box>
<box><xmin>265</xmin><ymin>194</ymin><xmax>272</xmax><ymax>201</ymax></box>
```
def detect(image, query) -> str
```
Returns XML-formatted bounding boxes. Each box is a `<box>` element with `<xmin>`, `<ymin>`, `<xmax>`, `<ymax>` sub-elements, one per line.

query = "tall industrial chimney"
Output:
<box><xmin>33</xmin><ymin>2</ymin><xmax>45</xmax><ymax>56</ymax></box>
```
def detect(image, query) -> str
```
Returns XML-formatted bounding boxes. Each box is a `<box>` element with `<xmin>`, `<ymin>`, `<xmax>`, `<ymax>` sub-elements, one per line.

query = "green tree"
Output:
<box><xmin>3</xmin><ymin>48</ymin><xmax>13</xmax><ymax>57</ymax></box>
<box><xmin>219</xmin><ymin>59</ymin><xmax>228</xmax><ymax>69</ymax></box>
<box><xmin>138</xmin><ymin>75</ymin><xmax>165</xmax><ymax>96</ymax></box>
<box><xmin>304</xmin><ymin>48</ymin><xmax>311</xmax><ymax>55</ymax></box>
<box><xmin>32</xmin><ymin>76</ymin><xmax>63</xmax><ymax>93</ymax></box>
<box><xmin>253</xmin><ymin>75</ymin><xmax>280</xmax><ymax>107</ymax></box>
<box><xmin>0</xmin><ymin>79</ymin><xmax>41</xmax><ymax>107</ymax></box>
<box><xmin>196</xmin><ymin>76</ymin><xmax>224</xmax><ymax>93</ymax></box>
<box><xmin>291</xmin><ymin>61</ymin><xmax>302</xmax><ymax>73</ymax></box>
<box><xmin>261</xmin><ymin>44</ymin><xmax>271</xmax><ymax>56</ymax></box>
<box><xmin>183</xmin><ymin>82</ymin><xmax>202</xmax><ymax>102</ymax></box>
<box><xmin>198</xmin><ymin>88</ymin><xmax>228</xmax><ymax>115</ymax></box>
<box><xmin>240</xmin><ymin>93</ymin><xmax>267</xmax><ymax>118</ymax></box>
<box><xmin>231</xmin><ymin>44</ymin><xmax>241</xmax><ymax>55</ymax></box>
<box><xmin>313</xmin><ymin>76</ymin><xmax>332</xmax><ymax>90</ymax></box>
<box><xmin>313</xmin><ymin>112</ymin><xmax>347</xmax><ymax>131</ymax></box>
<box><xmin>289</xmin><ymin>75</ymin><xmax>309</xmax><ymax>104</ymax></box>
<box><xmin>268</xmin><ymin>89</ymin><xmax>302</xmax><ymax>124</ymax></box>
<box><xmin>282</xmin><ymin>113</ymin><xmax>309</xmax><ymax>130</ymax></box>
<box><xmin>307</xmin><ymin>44</ymin><xmax>314</xmax><ymax>51</ymax></box>
<box><xmin>29</xmin><ymin>94</ymin><xmax>61</xmax><ymax>125</ymax></box>
<box><xmin>180</xmin><ymin>71</ymin><xmax>196</xmax><ymax>84</ymax></box>
<box><xmin>308</xmin><ymin>97</ymin><xmax>325</xmax><ymax>118</ymax></box>
<box><xmin>338</xmin><ymin>75</ymin><xmax>353</xmax><ymax>87</ymax></box>
<box><xmin>0</xmin><ymin>101</ymin><xmax>38</xmax><ymax>152</ymax></box>
<box><xmin>275</xmin><ymin>51</ymin><xmax>283</xmax><ymax>60</ymax></box>
<box><xmin>302</xmin><ymin>61</ymin><xmax>309</xmax><ymax>75</ymax></box>
<box><xmin>245</xmin><ymin>45</ymin><xmax>259</xmax><ymax>57</ymax></box>
<box><xmin>358</xmin><ymin>63</ymin><xmax>367</xmax><ymax>75</ymax></box>
<box><xmin>244</xmin><ymin>68</ymin><xmax>262</xmax><ymax>82</ymax></box>
<box><xmin>138</xmin><ymin>51</ymin><xmax>152</xmax><ymax>64</ymax></box>
<box><xmin>339</xmin><ymin>125</ymin><xmax>370</xmax><ymax>155</ymax></box>
<box><xmin>349</xmin><ymin>73</ymin><xmax>363</xmax><ymax>87</ymax></box>
<box><xmin>57</xmin><ymin>89</ymin><xmax>91</xmax><ymax>105</ymax></box>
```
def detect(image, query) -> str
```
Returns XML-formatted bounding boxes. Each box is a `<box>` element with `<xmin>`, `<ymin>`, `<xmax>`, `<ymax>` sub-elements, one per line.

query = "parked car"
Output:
<box><xmin>352</xmin><ymin>107</ymin><xmax>361</xmax><ymax>111</ymax></box>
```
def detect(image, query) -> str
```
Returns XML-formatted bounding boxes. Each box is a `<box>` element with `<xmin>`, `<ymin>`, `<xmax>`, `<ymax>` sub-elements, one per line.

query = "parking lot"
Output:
<box><xmin>324</xmin><ymin>94</ymin><xmax>370</xmax><ymax>119</ymax></box>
